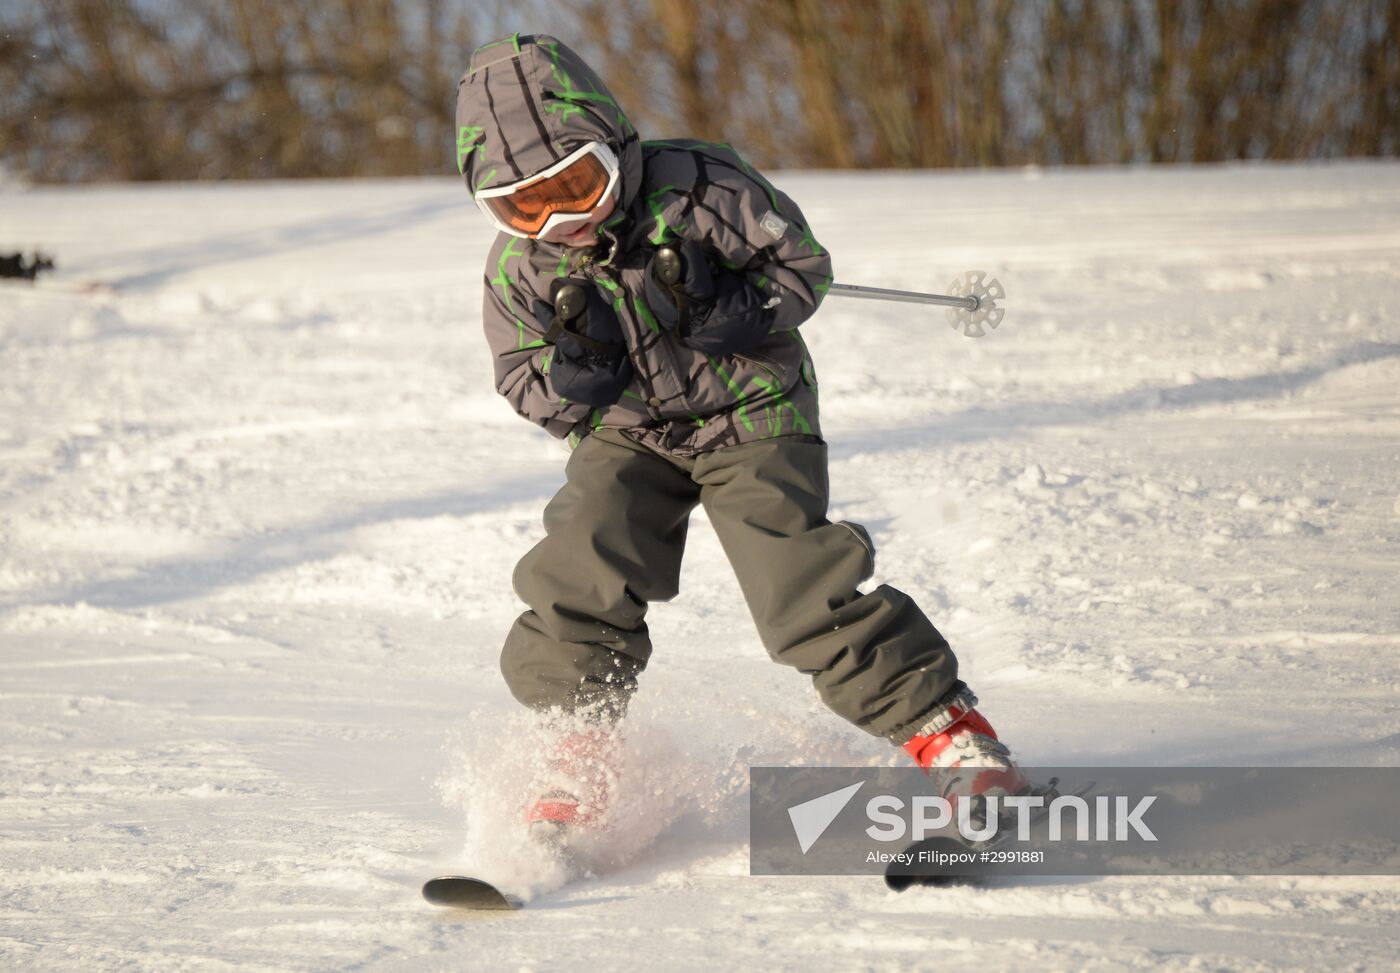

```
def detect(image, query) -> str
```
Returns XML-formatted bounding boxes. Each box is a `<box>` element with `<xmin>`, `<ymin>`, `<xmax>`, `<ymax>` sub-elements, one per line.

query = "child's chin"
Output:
<box><xmin>561</xmin><ymin>231</ymin><xmax>597</xmax><ymax>247</ymax></box>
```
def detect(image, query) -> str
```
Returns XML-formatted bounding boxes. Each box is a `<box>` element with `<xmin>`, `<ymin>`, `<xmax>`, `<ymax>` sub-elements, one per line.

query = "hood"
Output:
<box><xmin>454</xmin><ymin>33</ymin><xmax>643</xmax><ymax>218</ymax></box>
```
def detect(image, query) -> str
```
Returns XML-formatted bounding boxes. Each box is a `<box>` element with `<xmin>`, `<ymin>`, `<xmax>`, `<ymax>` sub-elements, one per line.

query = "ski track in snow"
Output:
<box><xmin>2</xmin><ymin>163</ymin><xmax>1399</xmax><ymax>970</ymax></box>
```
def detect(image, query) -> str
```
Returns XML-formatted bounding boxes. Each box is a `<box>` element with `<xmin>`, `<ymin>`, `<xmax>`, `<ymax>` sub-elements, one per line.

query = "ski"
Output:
<box><xmin>422</xmin><ymin>875</ymin><xmax>524</xmax><ymax>911</ymax></box>
<box><xmin>885</xmin><ymin>778</ymin><xmax>1096</xmax><ymax>891</ymax></box>
<box><xmin>421</xmin><ymin>812</ymin><xmax>584</xmax><ymax>910</ymax></box>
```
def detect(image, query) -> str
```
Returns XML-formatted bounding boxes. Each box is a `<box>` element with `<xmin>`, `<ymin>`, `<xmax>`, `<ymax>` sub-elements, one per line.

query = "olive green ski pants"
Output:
<box><xmin>500</xmin><ymin>427</ymin><xmax>960</xmax><ymax>743</ymax></box>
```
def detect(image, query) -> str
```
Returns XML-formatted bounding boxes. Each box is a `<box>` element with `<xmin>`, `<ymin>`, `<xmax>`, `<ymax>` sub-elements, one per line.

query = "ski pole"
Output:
<box><xmin>826</xmin><ymin>272</ymin><xmax>1006</xmax><ymax>338</ymax></box>
<box><xmin>653</xmin><ymin>247</ymin><xmax>1005</xmax><ymax>339</ymax></box>
<box><xmin>828</xmin><ymin>282</ymin><xmax>977</xmax><ymax>310</ymax></box>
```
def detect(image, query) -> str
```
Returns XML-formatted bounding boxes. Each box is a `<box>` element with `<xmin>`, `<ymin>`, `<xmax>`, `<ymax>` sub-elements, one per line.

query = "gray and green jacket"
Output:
<box><xmin>455</xmin><ymin>34</ymin><xmax>833</xmax><ymax>456</ymax></box>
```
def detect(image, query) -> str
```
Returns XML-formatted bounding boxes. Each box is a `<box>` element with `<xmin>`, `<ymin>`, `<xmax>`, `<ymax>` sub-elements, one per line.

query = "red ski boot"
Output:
<box><xmin>524</xmin><ymin>727</ymin><xmax>619</xmax><ymax>838</ymax></box>
<box><xmin>901</xmin><ymin>688</ymin><xmax>1029</xmax><ymax>802</ymax></box>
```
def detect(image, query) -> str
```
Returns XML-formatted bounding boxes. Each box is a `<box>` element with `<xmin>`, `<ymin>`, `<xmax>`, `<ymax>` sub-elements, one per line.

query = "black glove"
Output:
<box><xmin>645</xmin><ymin>239</ymin><xmax>774</xmax><ymax>355</ymax></box>
<box><xmin>644</xmin><ymin>238</ymin><xmax>715</xmax><ymax>335</ymax></box>
<box><xmin>536</xmin><ymin>277</ymin><xmax>633</xmax><ymax>407</ymax></box>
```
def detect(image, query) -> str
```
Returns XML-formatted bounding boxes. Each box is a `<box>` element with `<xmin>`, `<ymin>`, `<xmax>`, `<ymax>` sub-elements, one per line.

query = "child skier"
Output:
<box><xmin>454</xmin><ymin>34</ymin><xmax>1027</xmax><ymax>832</ymax></box>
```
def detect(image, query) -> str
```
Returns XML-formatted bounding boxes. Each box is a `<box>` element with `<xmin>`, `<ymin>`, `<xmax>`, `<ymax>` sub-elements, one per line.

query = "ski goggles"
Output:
<box><xmin>474</xmin><ymin>141</ymin><xmax>620</xmax><ymax>239</ymax></box>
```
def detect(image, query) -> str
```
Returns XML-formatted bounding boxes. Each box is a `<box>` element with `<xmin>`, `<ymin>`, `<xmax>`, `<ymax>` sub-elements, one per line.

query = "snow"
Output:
<box><xmin>3</xmin><ymin>160</ymin><xmax>1400</xmax><ymax>970</ymax></box>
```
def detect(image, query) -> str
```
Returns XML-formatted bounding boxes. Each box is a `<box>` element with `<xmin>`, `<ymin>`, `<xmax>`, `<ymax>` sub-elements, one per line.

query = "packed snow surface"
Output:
<box><xmin>2</xmin><ymin>161</ymin><xmax>1399</xmax><ymax>970</ymax></box>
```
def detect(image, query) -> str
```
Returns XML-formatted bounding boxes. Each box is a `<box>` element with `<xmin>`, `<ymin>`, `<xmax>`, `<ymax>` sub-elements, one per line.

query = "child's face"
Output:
<box><xmin>538</xmin><ymin>190</ymin><xmax>618</xmax><ymax>248</ymax></box>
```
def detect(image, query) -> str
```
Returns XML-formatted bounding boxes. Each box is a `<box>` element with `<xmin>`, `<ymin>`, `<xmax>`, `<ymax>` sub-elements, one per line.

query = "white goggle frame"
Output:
<box><xmin>473</xmin><ymin>141</ymin><xmax>620</xmax><ymax>240</ymax></box>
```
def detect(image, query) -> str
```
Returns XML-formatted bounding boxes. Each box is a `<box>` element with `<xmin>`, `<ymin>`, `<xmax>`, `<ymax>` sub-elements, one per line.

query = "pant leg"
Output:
<box><xmin>693</xmin><ymin>435</ymin><xmax>959</xmax><ymax>742</ymax></box>
<box><xmin>502</xmin><ymin>428</ymin><xmax>699</xmax><ymax>717</ymax></box>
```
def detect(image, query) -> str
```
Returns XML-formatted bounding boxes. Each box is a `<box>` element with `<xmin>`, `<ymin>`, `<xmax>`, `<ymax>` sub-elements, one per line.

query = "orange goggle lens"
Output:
<box><xmin>481</xmin><ymin>152</ymin><xmax>611</xmax><ymax>235</ymax></box>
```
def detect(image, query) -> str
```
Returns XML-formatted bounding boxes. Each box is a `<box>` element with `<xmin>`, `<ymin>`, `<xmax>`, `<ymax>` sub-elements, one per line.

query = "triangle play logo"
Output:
<box><xmin>787</xmin><ymin>781</ymin><xmax>864</xmax><ymax>854</ymax></box>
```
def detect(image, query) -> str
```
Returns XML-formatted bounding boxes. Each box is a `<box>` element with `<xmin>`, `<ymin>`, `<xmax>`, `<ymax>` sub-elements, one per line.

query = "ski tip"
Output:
<box><xmin>885</xmin><ymin>871</ymin><xmax>916</xmax><ymax>892</ymax></box>
<box><xmin>885</xmin><ymin>870</ymin><xmax>977</xmax><ymax>892</ymax></box>
<box><xmin>884</xmin><ymin>836</ymin><xmax>982</xmax><ymax>893</ymax></box>
<box><xmin>422</xmin><ymin>875</ymin><xmax>523</xmax><ymax>911</ymax></box>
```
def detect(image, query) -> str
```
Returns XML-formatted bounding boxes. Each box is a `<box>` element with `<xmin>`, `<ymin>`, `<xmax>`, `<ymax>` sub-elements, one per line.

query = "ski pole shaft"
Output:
<box><xmin>829</xmin><ymin>271</ymin><xmax>1007</xmax><ymax>338</ymax></box>
<box><xmin>826</xmin><ymin>282</ymin><xmax>978</xmax><ymax>311</ymax></box>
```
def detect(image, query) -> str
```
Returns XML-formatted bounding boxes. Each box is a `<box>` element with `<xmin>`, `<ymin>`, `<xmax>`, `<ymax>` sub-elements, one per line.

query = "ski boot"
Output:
<box><xmin>888</xmin><ymin>688</ymin><xmax>1086</xmax><ymax>890</ymax></box>
<box><xmin>524</xmin><ymin>727</ymin><xmax>619</xmax><ymax>843</ymax></box>
<box><xmin>901</xmin><ymin>686</ymin><xmax>1029</xmax><ymax>804</ymax></box>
